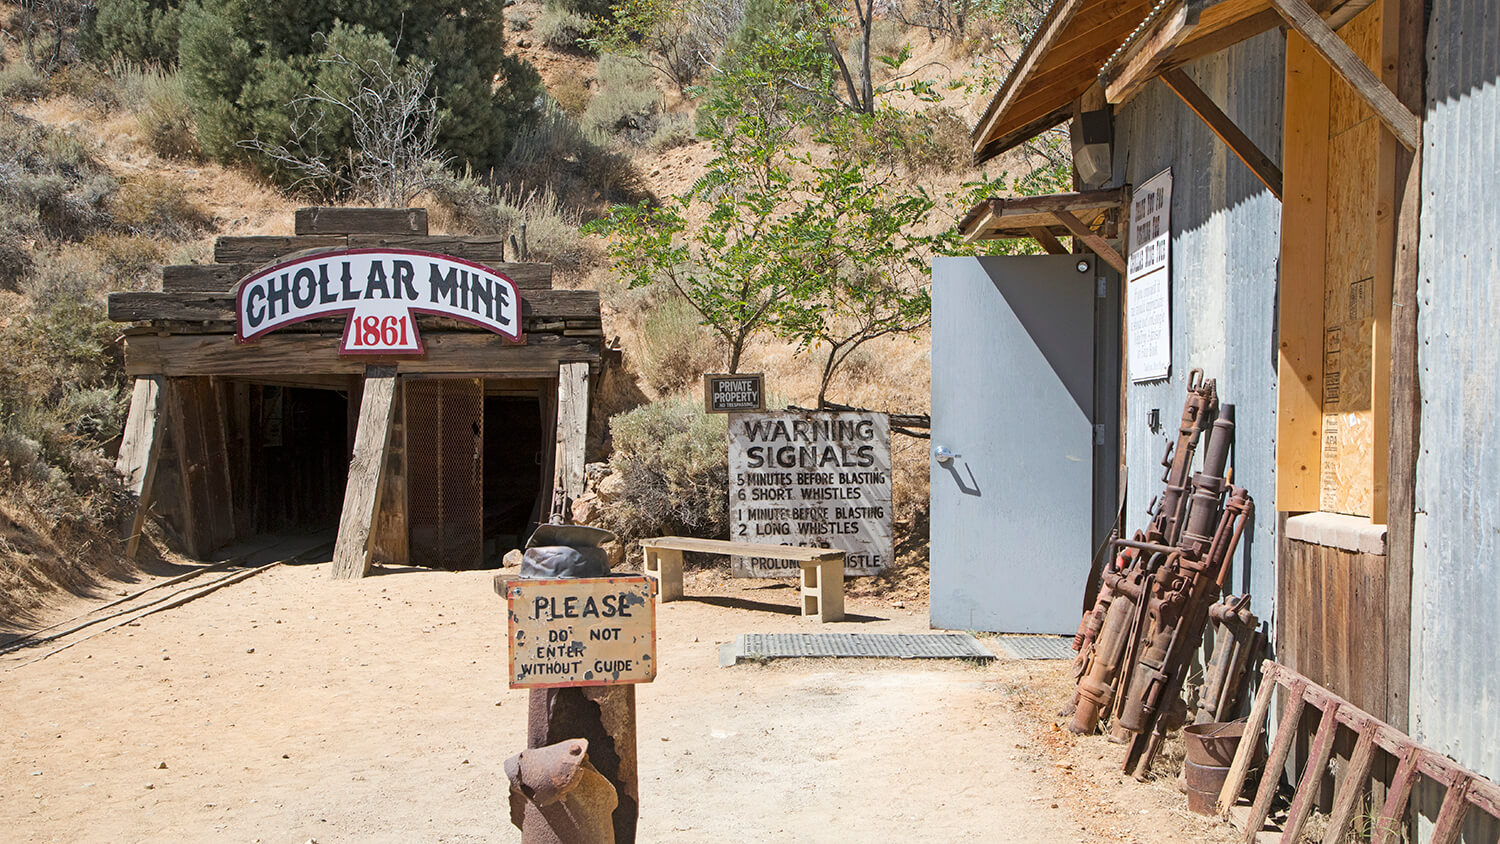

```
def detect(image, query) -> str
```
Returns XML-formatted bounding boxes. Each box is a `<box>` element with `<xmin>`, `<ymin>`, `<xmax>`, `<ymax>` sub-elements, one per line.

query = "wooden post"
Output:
<box><xmin>116</xmin><ymin>376</ymin><xmax>164</xmax><ymax>558</ymax></box>
<box><xmin>331</xmin><ymin>365</ymin><xmax>398</xmax><ymax>579</ymax></box>
<box><xmin>552</xmin><ymin>362</ymin><xmax>590</xmax><ymax>518</ymax></box>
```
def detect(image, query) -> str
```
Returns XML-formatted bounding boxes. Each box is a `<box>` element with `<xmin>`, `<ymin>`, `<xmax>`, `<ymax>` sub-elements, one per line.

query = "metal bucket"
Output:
<box><xmin>1182</xmin><ymin>721</ymin><xmax>1244</xmax><ymax>815</ymax></box>
<box><xmin>1184</xmin><ymin>720</ymin><xmax>1245</xmax><ymax>766</ymax></box>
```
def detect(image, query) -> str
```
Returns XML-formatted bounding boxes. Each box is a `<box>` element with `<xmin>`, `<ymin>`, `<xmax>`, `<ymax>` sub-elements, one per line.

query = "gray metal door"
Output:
<box><xmin>930</xmin><ymin>255</ymin><xmax>1114</xmax><ymax>633</ymax></box>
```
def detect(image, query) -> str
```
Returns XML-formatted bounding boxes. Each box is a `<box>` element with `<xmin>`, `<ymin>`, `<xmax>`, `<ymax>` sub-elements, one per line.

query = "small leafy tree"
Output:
<box><xmin>774</xmin><ymin>153</ymin><xmax>936</xmax><ymax>407</ymax></box>
<box><xmin>586</xmin><ymin>8</ymin><xmax>818</xmax><ymax>374</ymax></box>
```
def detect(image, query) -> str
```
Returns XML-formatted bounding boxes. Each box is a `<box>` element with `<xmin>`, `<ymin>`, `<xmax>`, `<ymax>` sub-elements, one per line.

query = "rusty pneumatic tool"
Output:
<box><xmin>1064</xmin><ymin>370</ymin><xmax>1218</xmax><ymax>735</ymax></box>
<box><xmin>1112</xmin><ymin>402</ymin><xmax>1252</xmax><ymax>777</ymax></box>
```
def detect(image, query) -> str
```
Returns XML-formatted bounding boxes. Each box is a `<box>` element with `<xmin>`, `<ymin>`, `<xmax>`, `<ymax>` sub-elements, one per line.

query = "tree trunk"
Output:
<box><xmin>858</xmin><ymin>0</ymin><xmax>875</xmax><ymax>115</ymax></box>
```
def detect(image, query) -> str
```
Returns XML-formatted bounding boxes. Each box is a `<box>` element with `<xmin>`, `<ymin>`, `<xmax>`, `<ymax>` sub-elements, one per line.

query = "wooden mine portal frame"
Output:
<box><xmin>108</xmin><ymin>208</ymin><xmax>601</xmax><ymax>579</ymax></box>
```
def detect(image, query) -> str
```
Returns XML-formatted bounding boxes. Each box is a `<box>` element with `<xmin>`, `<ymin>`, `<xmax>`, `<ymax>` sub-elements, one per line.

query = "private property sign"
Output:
<box><xmin>505</xmin><ymin>576</ymin><xmax>657</xmax><ymax>689</ymax></box>
<box><xmin>704</xmin><ymin>373</ymin><xmax>765</xmax><ymax>413</ymax></box>
<box><xmin>728</xmin><ymin>411</ymin><xmax>893</xmax><ymax>578</ymax></box>
<box><xmin>235</xmin><ymin>249</ymin><xmax>523</xmax><ymax>354</ymax></box>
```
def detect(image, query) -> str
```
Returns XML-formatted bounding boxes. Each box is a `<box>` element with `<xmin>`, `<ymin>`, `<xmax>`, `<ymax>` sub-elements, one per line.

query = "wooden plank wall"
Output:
<box><xmin>1277</xmin><ymin>533</ymin><xmax>1390</xmax><ymax>721</ymax></box>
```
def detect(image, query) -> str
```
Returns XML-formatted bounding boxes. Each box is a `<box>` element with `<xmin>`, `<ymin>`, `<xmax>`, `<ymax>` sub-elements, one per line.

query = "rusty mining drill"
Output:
<box><xmin>1063</xmin><ymin>372</ymin><xmax>1257</xmax><ymax>779</ymax></box>
<box><xmin>1064</xmin><ymin>370</ymin><xmax>1217</xmax><ymax>735</ymax></box>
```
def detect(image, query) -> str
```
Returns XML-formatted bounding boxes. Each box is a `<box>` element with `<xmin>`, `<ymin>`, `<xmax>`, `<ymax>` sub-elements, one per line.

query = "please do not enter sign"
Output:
<box><xmin>505</xmin><ymin>576</ymin><xmax>657</xmax><ymax>689</ymax></box>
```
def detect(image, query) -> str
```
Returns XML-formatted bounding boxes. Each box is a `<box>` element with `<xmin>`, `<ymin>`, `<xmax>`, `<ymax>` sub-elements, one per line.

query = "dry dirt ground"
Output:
<box><xmin>1</xmin><ymin>548</ymin><xmax>1242</xmax><ymax>843</ymax></box>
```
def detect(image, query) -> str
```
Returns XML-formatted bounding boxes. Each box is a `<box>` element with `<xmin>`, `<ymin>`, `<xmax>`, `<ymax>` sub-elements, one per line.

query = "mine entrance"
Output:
<box><xmin>109</xmin><ymin>210</ymin><xmax>604</xmax><ymax>578</ymax></box>
<box><xmin>247</xmin><ymin>384</ymin><xmax>350</xmax><ymax>533</ymax></box>
<box><xmin>149</xmin><ymin>379</ymin><xmax>351</xmax><ymax>559</ymax></box>
<box><xmin>399</xmin><ymin>378</ymin><xmax>548</xmax><ymax>571</ymax></box>
<box><xmin>483</xmin><ymin>390</ymin><xmax>546</xmax><ymax>565</ymax></box>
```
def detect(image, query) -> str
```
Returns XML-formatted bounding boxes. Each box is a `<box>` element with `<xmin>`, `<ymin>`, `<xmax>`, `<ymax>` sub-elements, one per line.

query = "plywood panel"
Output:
<box><xmin>1318</xmin><ymin>1</ymin><xmax>1385</xmax><ymax>517</ymax></box>
<box><xmin>1327</xmin><ymin>7</ymin><xmax>1382</xmax><ymax>134</ymax></box>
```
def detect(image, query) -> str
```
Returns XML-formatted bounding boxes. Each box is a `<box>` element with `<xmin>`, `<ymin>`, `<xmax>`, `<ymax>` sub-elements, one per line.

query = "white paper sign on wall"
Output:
<box><xmin>1127</xmin><ymin>168</ymin><xmax>1172</xmax><ymax>382</ymax></box>
<box><xmin>727</xmin><ymin>411</ymin><xmax>893</xmax><ymax>577</ymax></box>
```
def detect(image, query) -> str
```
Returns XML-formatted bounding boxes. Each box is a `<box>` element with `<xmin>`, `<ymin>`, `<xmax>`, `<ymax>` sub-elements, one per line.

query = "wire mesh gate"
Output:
<box><xmin>405</xmin><ymin>378</ymin><xmax>485</xmax><ymax>569</ymax></box>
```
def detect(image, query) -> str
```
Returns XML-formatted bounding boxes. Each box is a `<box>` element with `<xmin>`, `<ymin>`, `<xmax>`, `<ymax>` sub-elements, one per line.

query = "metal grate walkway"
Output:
<box><xmin>719</xmin><ymin>633</ymin><xmax>994</xmax><ymax>666</ymax></box>
<box><xmin>992</xmin><ymin>635</ymin><xmax>1076</xmax><ymax>660</ymax></box>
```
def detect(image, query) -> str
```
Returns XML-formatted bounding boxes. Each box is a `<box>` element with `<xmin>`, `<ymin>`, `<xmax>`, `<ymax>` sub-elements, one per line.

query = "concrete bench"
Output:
<box><xmin>639</xmin><ymin>537</ymin><xmax>845</xmax><ymax>623</ymax></box>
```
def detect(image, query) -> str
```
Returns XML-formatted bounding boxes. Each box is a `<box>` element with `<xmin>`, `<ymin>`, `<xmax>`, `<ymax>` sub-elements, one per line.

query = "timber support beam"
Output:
<box><xmin>1053</xmin><ymin>210</ymin><xmax>1128</xmax><ymax>274</ymax></box>
<box><xmin>1269</xmin><ymin>0</ymin><xmax>1421</xmax><ymax>151</ymax></box>
<box><xmin>331</xmin><ymin>365</ymin><xmax>399</xmax><ymax>579</ymax></box>
<box><xmin>1160</xmin><ymin>68</ymin><xmax>1284</xmax><ymax>199</ymax></box>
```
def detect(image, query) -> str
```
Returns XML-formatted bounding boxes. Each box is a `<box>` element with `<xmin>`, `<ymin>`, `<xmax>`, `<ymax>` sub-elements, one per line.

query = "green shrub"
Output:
<box><xmin>536</xmin><ymin>8</ymin><xmax>596</xmax><ymax>52</ymax></box>
<box><xmin>0</xmin><ymin>63</ymin><xmax>49</xmax><ymax>103</ymax></box>
<box><xmin>82</xmin><ymin>0</ymin><xmax>182</xmax><ymax>66</ymax></box>
<box><xmin>580</xmin><ymin>53</ymin><xmax>658</xmax><ymax>138</ymax></box>
<box><xmin>647</xmin><ymin>112</ymin><xmax>696</xmax><ymax>151</ymax></box>
<box><xmin>0</xmin><ymin>110</ymin><xmax>117</xmax><ymax>248</ymax></box>
<box><xmin>638</xmin><ymin>294</ymin><xmax>723</xmax><ymax>396</ymax></box>
<box><xmin>109</xmin><ymin>172</ymin><xmax>212</xmax><ymax>237</ymax></box>
<box><xmin>120</xmin><ymin>66</ymin><xmax>199</xmax><ymax>159</ymax></box>
<box><xmin>599</xmin><ymin>397</ymin><xmax>728</xmax><ymax>546</ymax></box>
<box><xmin>547</xmin><ymin>0</ymin><xmax>615</xmax><ymax>17</ymax></box>
<box><xmin>496</xmin><ymin>186</ymin><xmax>593</xmax><ymax>269</ymax></box>
<box><xmin>177</xmin><ymin>0</ymin><xmax>541</xmax><ymax>177</ymax></box>
<box><xmin>502</xmin><ymin>99</ymin><xmax>649</xmax><ymax>215</ymax></box>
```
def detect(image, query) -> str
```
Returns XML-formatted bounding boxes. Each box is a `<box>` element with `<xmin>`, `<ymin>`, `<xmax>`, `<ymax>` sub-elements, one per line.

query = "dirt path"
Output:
<box><xmin>1</xmin><ymin>557</ymin><xmax>1239</xmax><ymax>843</ymax></box>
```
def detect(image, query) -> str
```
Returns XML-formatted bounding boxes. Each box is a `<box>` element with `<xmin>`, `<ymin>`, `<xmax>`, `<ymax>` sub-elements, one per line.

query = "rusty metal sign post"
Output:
<box><xmin>499</xmin><ymin>525</ymin><xmax>655</xmax><ymax>844</ymax></box>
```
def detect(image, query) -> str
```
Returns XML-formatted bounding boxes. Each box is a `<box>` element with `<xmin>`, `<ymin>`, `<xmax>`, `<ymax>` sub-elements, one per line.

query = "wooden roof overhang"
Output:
<box><xmin>958</xmin><ymin>187</ymin><xmax>1130</xmax><ymax>272</ymax></box>
<box><xmin>107</xmin><ymin>211</ymin><xmax>604</xmax><ymax>380</ymax></box>
<box><xmin>970</xmin><ymin>0</ymin><xmax>1418</xmax><ymax>167</ymax></box>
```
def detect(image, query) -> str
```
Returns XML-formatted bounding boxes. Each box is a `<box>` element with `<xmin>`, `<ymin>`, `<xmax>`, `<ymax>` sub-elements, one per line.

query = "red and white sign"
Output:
<box><xmin>235</xmin><ymin>249</ymin><xmax>523</xmax><ymax>354</ymax></box>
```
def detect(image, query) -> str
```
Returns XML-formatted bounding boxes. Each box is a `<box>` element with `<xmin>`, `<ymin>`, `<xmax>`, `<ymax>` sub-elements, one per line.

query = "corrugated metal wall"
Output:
<box><xmin>1109</xmin><ymin>31</ymin><xmax>1285</xmax><ymax>618</ymax></box>
<box><xmin>1411</xmin><ymin>0</ymin><xmax>1500</xmax><ymax>785</ymax></box>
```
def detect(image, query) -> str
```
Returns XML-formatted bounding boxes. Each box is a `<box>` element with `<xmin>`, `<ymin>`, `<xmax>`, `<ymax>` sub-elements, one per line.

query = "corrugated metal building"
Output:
<box><xmin>1411</xmin><ymin>0</ymin><xmax>1500</xmax><ymax>791</ymax></box>
<box><xmin>1110</xmin><ymin>32</ymin><xmax>1286</xmax><ymax>611</ymax></box>
<box><xmin>955</xmin><ymin>0</ymin><xmax>1498</xmax><ymax>836</ymax></box>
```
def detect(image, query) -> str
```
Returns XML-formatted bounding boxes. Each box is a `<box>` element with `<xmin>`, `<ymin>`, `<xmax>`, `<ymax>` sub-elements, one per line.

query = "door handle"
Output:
<box><xmin>933</xmin><ymin>446</ymin><xmax>959</xmax><ymax>464</ymax></box>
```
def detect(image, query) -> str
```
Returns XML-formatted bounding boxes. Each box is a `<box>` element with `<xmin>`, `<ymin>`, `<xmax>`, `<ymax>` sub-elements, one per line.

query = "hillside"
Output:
<box><xmin>0</xmin><ymin>0</ymin><xmax>1056</xmax><ymax>617</ymax></box>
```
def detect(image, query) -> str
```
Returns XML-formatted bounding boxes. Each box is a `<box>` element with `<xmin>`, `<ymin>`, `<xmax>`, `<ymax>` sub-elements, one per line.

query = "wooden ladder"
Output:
<box><xmin>1221</xmin><ymin>660</ymin><xmax>1500</xmax><ymax>844</ymax></box>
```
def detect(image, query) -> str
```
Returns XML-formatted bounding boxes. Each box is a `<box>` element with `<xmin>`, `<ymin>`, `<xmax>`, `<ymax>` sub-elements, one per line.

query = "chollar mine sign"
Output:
<box><xmin>506</xmin><ymin>576</ymin><xmax>657</xmax><ymax>689</ymax></box>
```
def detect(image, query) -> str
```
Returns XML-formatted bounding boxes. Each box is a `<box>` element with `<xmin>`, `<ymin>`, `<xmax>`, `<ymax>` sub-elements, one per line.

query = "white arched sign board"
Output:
<box><xmin>235</xmin><ymin>249</ymin><xmax>523</xmax><ymax>354</ymax></box>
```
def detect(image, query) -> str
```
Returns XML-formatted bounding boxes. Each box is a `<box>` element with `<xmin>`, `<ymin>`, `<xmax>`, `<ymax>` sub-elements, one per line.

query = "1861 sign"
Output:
<box><xmin>728</xmin><ymin>411</ymin><xmax>892</xmax><ymax>577</ymax></box>
<box><xmin>506</xmin><ymin>576</ymin><xmax>657</xmax><ymax>689</ymax></box>
<box><xmin>235</xmin><ymin>249</ymin><xmax>522</xmax><ymax>355</ymax></box>
<box><xmin>704</xmin><ymin>373</ymin><xmax>764</xmax><ymax>413</ymax></box>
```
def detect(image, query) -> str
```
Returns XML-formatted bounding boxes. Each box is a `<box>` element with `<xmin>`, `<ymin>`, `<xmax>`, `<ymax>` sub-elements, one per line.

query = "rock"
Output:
<box><xmin>156</xmin><ymin>762</ymin><xmax>167</xmax><ymax>770</ymax></box>
<box><xmin>502</xmin><ymin>549</ymin><xmax>523</xmax><ymax>568</ymax></box>
<box><xmin>245</xmin><ymin>648</ymin><xmax>255</xmax><ymax>654</ymax></box>
<box><xmin>596</xmin><ymin>472</ymin><xmax>625</xmax><ymax>504</ymax></box>
<box><xmin>571</xmin><ymin>493</ymin><xmax>601</xmax><ymax>526</ymax></box>
<box><xmin>603</xmin><ymin>540</ymin><xmax>625</xmax><ymax>568</ymax></box>
<box><xmin>584</xmin><ymin>462</ymin><xmax>610</xmax><ymax>487</ymax></box>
